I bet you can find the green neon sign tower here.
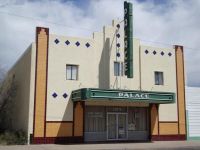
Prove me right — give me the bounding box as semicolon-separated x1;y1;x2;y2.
124;1;133;78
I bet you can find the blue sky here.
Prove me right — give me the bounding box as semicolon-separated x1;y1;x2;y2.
0;0;200;86
62;0;90;8
136;0;168;5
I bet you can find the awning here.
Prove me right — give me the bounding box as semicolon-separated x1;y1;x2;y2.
71;88;175;104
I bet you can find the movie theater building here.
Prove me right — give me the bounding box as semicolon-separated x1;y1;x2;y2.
2;21;186;144
1;3;186;143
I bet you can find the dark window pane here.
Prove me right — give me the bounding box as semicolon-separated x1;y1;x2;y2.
85;106;106;132
154;71;164;85
66;65;78;80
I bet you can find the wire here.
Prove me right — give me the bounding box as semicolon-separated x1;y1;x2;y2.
139;39;172;46
0;11;96;32
0;11;199;51
139;39;199;51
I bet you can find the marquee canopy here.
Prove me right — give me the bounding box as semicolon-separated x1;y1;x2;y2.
71;88;175;104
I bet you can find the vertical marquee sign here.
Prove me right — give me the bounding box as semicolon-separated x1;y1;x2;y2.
124;1;133;78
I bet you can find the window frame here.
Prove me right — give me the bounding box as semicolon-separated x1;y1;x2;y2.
66;64;78;80
154;71;164;85
114;61;124;76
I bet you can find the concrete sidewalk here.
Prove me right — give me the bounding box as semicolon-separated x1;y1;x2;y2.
0;141;200;150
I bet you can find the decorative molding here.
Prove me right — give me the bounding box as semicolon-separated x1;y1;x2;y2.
46;121;73;123
153;50;157;55
65;40;70;45
157;104;160;135
144;49;173;57
31;136;83;144
150;104;159;135
33;27;49;138
85;42;90;48
52;92;58;98
168;52;172;56
159;121;178;123
54;39;59;44
151;135;186;141
75;41;80;46
63;93;68;98
73;101;84;137
82;101;85;141
175;45;186;135
45;27;49;138
116;33;120;38
145;49;149;54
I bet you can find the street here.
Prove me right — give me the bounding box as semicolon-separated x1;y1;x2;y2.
0;141;200;150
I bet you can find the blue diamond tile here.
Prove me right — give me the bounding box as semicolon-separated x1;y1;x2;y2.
63;93;68;98
116;24;120;28
116;33;120;38
168;52;172;56
145;49;149;54
75;41;80;46
85;42;90;48
54;39;59;44
161;51;164;56
65;40;70;45
52;92;58;98
116;43;120;48
153;50;157;55
116;53;120;57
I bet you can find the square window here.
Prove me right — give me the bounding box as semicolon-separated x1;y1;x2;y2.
114;62;124;76
154;71;164;85
66;65;78;80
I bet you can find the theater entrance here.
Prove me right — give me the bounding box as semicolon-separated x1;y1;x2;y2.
84;106;149;142
107;113;127;140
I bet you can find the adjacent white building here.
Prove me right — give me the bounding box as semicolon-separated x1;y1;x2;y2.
186;86;200;140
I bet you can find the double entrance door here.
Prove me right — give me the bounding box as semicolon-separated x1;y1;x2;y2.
107;113;127;140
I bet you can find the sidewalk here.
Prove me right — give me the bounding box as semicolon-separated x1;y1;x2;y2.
0;141;200;150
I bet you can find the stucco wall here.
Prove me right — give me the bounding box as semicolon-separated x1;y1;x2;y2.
1;44;33;139
46;20;141;122
0;19;184;144
140;45;178;121
108;21;141;90
47;35;97;121
28;43;36;138
46;20;178;123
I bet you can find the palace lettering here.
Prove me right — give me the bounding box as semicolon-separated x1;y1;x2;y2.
118;92;149;99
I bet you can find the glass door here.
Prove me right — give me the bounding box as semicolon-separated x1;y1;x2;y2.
118;114;127;139
107;114;117;139
107;113;127;140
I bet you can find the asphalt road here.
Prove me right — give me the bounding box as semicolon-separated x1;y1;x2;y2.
0;141;200;150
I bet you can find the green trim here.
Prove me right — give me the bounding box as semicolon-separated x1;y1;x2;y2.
187;137;200;140
72;88;175;104
124;1;133;78
186;110;189;140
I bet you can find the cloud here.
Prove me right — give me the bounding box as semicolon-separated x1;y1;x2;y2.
0;0;200;86
132;0;200;87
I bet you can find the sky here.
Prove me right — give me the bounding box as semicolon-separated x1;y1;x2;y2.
0;0;200;87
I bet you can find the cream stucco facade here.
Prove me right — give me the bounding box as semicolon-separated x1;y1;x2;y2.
46;20;178;122
0;19;186;144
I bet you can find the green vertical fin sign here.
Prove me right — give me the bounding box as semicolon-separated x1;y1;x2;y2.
124;1;133;78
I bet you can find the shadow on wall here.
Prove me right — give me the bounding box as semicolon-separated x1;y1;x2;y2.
46;35;113;143
58;95;73;135
150;104;158;137
61;95;73;122
99;38;110;89
45;95;74;143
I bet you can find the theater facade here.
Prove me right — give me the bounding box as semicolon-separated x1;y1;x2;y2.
1;2;186;144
